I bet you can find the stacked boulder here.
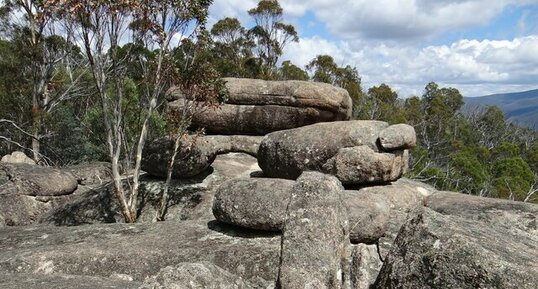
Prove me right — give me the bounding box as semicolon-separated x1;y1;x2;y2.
142;78;354;179
212;120;421;243
200;80;428;287
167;77;352;135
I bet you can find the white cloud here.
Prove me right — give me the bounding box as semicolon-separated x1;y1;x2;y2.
208;0;257;26
283;35;538;97
280;0;532;40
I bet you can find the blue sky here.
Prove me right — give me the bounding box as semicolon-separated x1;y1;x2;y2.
209;0;538;97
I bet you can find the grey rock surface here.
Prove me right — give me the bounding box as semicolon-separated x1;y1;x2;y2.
0;163;82;225
0;193;57;226
345;190;390;244
142;135;218;179
0;151;35;165
0;220;281;285
142;135;262;179
425;191;538;234
0;273;141;289
374;206;538;289
323;146;408;185
167;78;352;135
378;124;416;150
139;262;253;289
277;172;350;289
212;177;295;231
204;135;263;157
0;163;77;196
258;120;389;180
212;176;434;247
349;178;438;257
350;244;383;289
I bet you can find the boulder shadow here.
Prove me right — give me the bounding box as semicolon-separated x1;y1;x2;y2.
207;220;280;239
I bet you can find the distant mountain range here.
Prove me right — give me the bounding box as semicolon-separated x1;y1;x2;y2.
463;89;538;129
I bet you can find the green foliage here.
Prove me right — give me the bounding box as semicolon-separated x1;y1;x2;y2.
210;17;254;77
209;1;298;79
43;105;102;165
450;148;490;193
306;54;364;115
82;77;167;161
492;157;534;200
278;60;308;81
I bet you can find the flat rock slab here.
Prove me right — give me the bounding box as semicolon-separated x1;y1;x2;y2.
167;78;352;135
0;220;281;285
374;207;538;289
425;191;538;234
0;273;141;289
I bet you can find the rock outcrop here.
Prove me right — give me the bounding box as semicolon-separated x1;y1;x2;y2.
374;205;538;289
41;153;260;225
211;176;431;245
257;120;412;184
276;172;350;289
167;78;353;135
0;161;118;226
2;78;534;289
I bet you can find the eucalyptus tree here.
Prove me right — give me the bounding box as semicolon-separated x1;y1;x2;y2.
247;0;298;79
210;17;253;77
51;0;216;222
306;54;364;116
0;0;86;163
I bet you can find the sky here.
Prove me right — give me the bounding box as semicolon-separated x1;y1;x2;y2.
208;0;538;97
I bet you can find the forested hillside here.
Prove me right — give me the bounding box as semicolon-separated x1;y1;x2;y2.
0;0;536;203
464;89;538;128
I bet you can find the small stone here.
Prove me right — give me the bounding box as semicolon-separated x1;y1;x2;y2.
1;151;35;165
378;124;416;150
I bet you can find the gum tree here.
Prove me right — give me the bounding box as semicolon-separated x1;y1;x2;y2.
53;0;215;222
